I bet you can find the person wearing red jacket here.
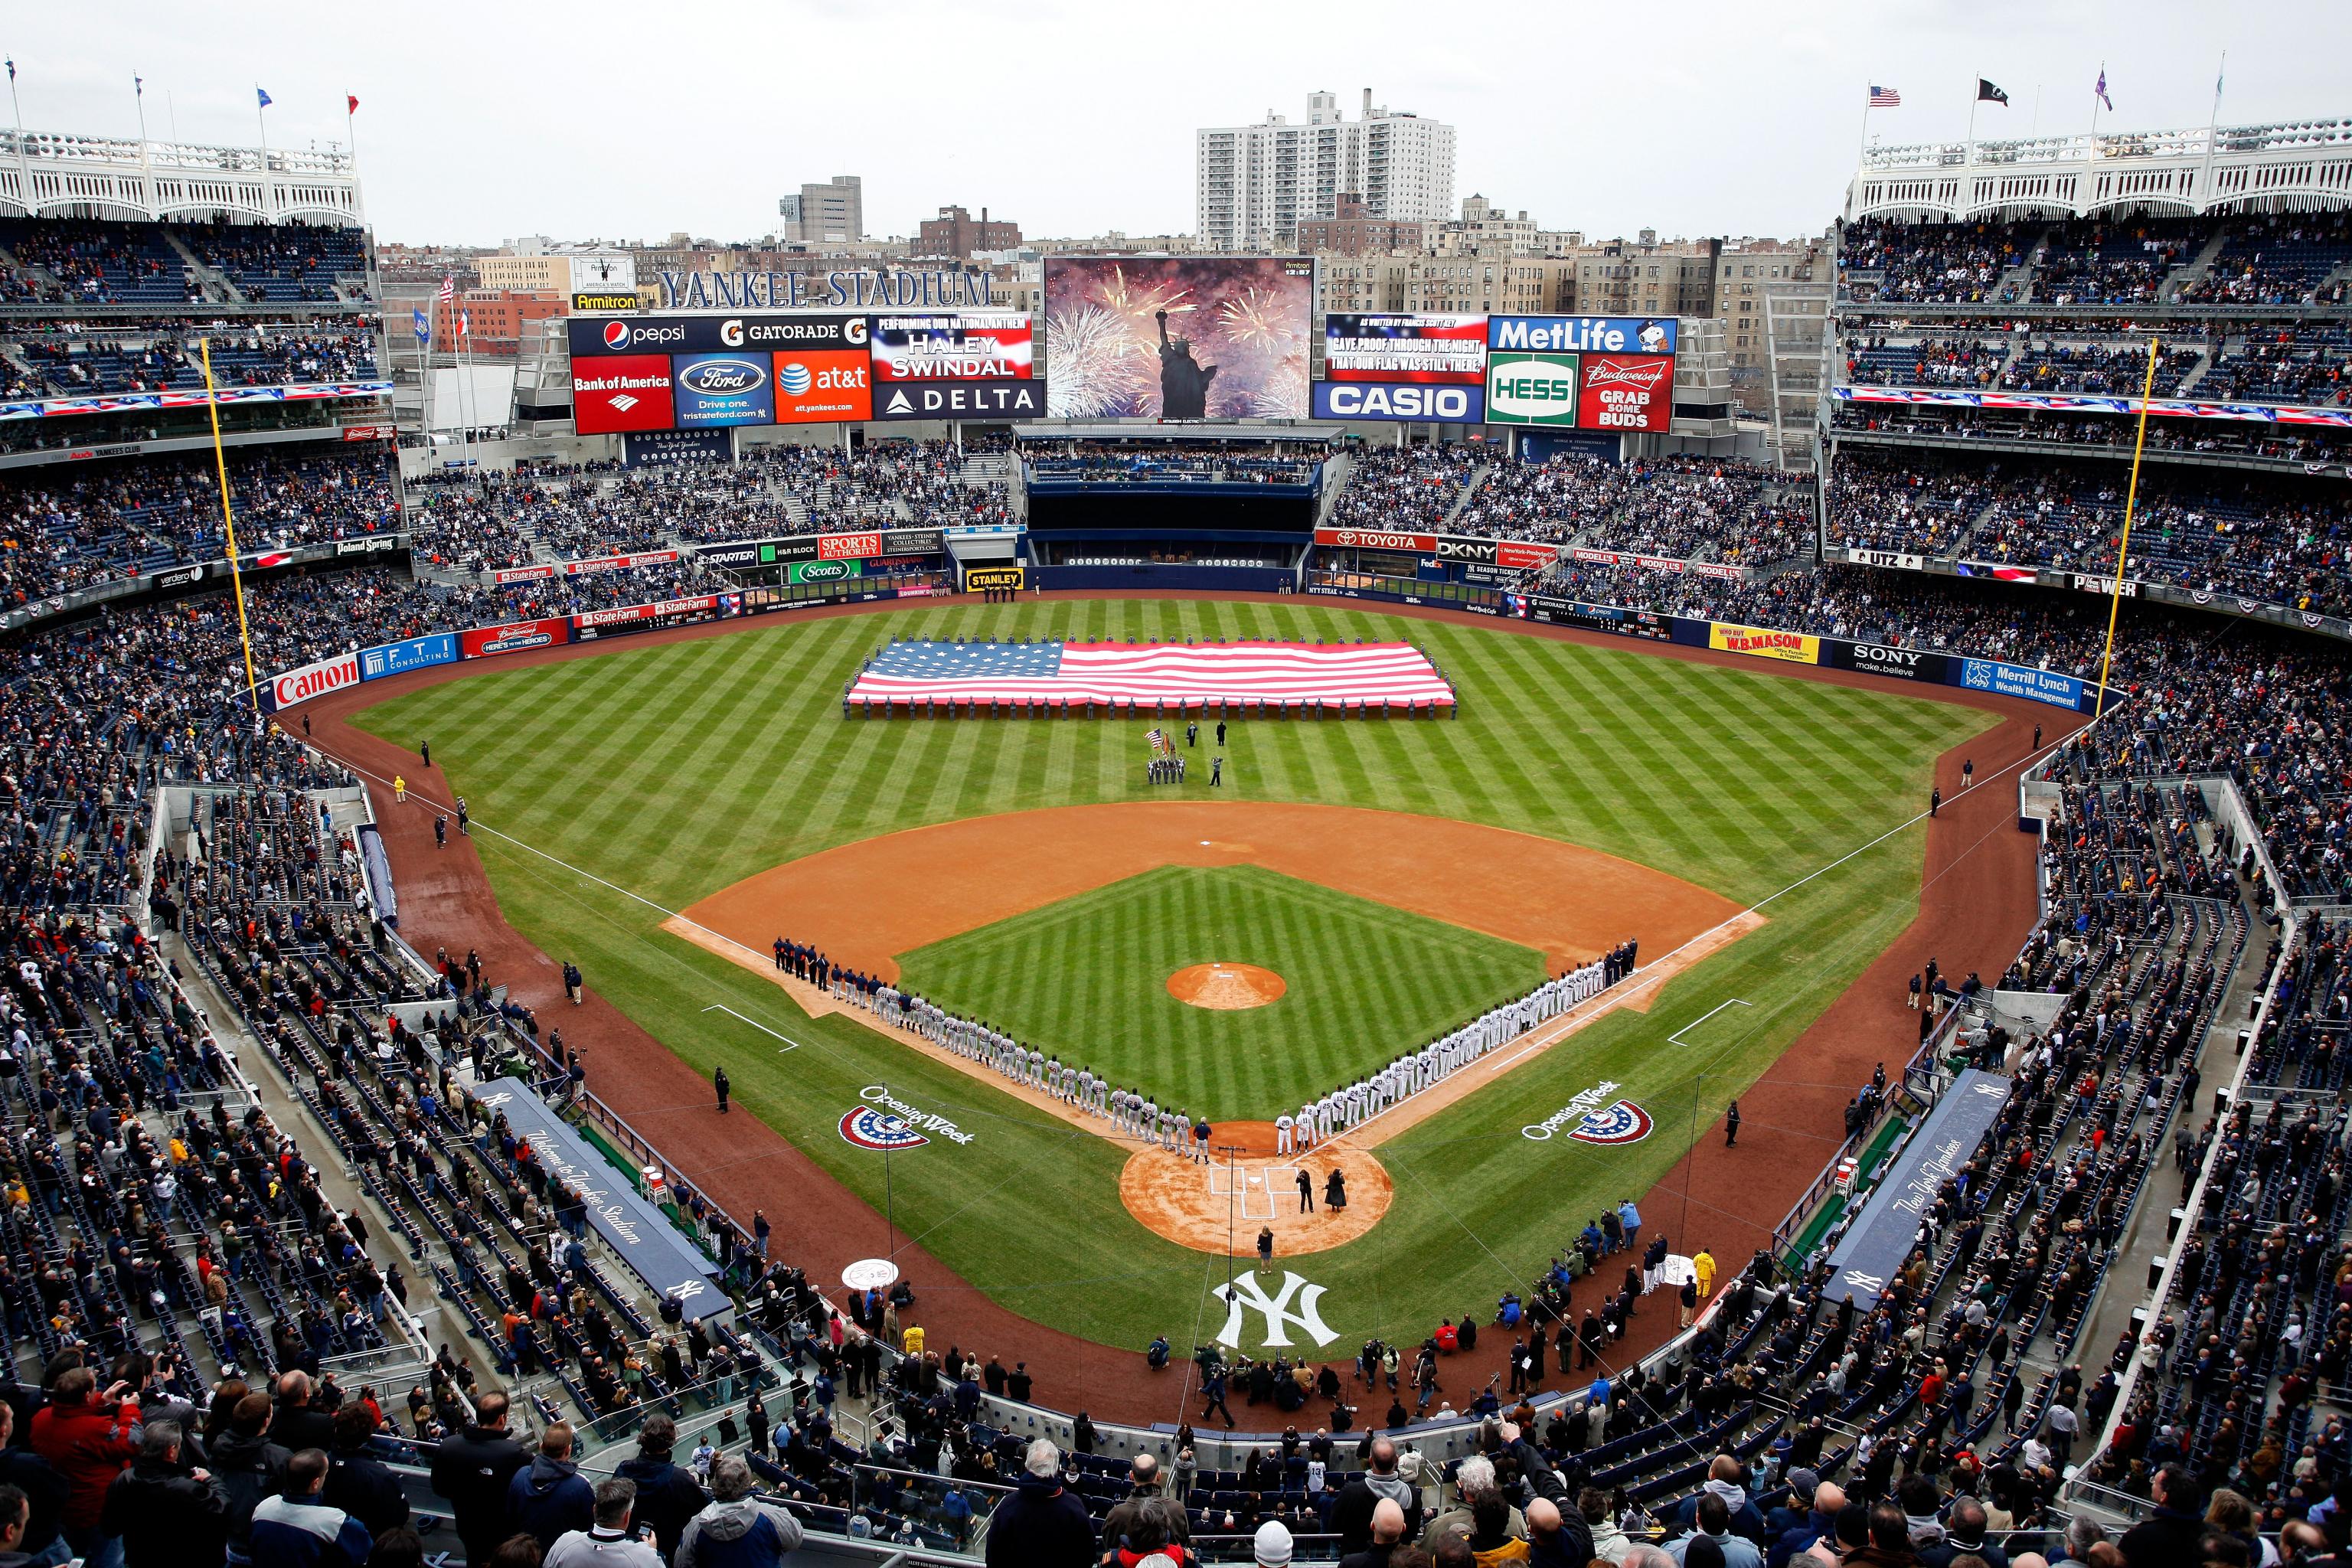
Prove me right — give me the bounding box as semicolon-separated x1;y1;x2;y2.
29;1367;141;1568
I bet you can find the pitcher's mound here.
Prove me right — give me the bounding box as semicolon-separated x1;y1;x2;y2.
1120;1122;1391;1256
1168;962;1286;1010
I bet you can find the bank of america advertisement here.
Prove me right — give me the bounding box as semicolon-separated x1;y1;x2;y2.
1044;256;1314;420
1323;314;1488;384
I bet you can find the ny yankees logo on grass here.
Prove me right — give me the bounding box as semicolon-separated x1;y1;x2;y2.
1213;1270;1338;1349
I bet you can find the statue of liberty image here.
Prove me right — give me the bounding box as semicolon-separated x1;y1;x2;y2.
1156;310;1218;419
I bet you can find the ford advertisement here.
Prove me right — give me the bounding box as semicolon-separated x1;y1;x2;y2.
669;354;775;427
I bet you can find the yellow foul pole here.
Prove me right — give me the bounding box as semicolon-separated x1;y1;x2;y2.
201;338;263;718
2093;337;2161;720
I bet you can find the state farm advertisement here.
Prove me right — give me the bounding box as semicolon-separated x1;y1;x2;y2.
772;348;873;423
266;652;360;711
867;313;1034;383
572;354;675;434
462;619;571;658
1576;354;1674;433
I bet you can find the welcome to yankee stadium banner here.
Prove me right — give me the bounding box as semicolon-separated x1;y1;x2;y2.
1823;1070;2011;1306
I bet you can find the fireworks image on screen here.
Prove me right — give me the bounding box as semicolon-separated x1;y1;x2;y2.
1044;257;1312;420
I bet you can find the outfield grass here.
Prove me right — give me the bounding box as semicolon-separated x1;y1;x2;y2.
353;598;1992;1358
895;864;1550;1122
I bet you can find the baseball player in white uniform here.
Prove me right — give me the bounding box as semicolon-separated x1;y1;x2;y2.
1276;1112;1295;1155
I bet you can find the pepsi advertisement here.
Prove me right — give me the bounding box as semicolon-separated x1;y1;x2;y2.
671;353;776;427
1312;381;1487;423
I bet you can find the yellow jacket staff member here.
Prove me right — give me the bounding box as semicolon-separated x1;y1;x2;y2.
1694;1249;1717;1298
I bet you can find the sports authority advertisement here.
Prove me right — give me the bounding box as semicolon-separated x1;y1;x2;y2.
571;355;675;435
1312;382;1487;423
1043;256;1314;420
1323;313;1488;384
868;313;1034;382
1484;351;1582;426
1709;622;1821;664
462;619;571;659
670;353;775;427
771;349;873;423
869;381;1047;420
1576;355;1675;433
566;313;866;358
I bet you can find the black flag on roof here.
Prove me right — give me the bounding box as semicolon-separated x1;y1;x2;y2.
1978;79;2011;105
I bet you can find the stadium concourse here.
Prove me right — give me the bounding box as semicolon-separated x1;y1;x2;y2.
0;197;2348;1568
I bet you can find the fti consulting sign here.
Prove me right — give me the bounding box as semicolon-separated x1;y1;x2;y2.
1484;352;1582;426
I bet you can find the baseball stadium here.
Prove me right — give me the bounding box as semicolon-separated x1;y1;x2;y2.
0;38;2347;1568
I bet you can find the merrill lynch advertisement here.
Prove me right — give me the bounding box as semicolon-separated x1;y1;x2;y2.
1960;658;2089;710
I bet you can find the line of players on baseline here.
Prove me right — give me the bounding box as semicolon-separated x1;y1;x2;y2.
770;930;1645;1151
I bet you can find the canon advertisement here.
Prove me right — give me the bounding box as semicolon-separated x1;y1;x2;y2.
868;313;1034;382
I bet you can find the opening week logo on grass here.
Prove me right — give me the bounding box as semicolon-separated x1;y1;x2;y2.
1523;1080;1654;1144
838;1086;975;1150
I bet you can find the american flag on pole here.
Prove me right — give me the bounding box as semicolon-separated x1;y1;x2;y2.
438;273;456;303
847;640;1457;709
1868;85;1901;108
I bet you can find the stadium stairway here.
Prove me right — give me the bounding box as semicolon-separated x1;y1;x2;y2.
1437;462;1495;533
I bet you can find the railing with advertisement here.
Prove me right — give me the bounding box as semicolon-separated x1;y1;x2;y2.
0;532;407;635
1301;569;2112;713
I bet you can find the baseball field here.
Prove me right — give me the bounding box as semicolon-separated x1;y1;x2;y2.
347;595;1989;1366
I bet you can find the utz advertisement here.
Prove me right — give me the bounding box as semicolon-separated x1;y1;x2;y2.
462;619;570;658
1044;256;1313;420
1323;314;1488;384
571;354;675;435
1577;355;1675;433
869;313;1033;382
670;354;775;428
1484;352;1583;426
1710;622;1821;665
771;349;873;423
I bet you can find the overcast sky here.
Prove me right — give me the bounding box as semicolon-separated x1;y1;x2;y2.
11;1;2351;247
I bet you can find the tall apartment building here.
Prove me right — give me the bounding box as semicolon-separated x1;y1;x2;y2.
916;205;1021;260
1197;90;1455;252
779;176;864;245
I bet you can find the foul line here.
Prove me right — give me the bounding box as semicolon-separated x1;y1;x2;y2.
1669;998;1754;1049
701;1004;803;1053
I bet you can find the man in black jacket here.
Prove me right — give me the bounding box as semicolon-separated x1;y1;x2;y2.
2118;1466;2209;1568
264;1374;335;1455
98;1421;229;1568
611;1415;709;1563
210;1392;289;1563
322;1405;407;1543
0;1404;69;1564
429;1390;529;1566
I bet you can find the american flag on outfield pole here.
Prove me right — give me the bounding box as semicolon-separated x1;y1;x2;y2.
438;273;455;303
847;640;1457;708
1869;85;1901;107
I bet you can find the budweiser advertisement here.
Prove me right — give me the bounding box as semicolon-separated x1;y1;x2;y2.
571;354;676;434
1576;355;1675;433
462;619;570;658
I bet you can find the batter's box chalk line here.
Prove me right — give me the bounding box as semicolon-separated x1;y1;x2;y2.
702;1003;803;1053
1668;998;1755;1049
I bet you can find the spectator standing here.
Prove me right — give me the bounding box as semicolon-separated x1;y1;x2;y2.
507;1426;594;1555
544;1479;663;1568
98;1422;229;1568
30;1367;141;1568
428;1391;528;1566
321;1406;406;1544
982;1440;1092;1568
612;1417;707;1563
0;1404;70;1566
675;1455;805;1568
248;1449;376;1568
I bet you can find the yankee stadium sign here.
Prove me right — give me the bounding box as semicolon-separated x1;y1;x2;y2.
658;268;998;311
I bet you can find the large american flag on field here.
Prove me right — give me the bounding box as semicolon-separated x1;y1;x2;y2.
846;639;1457;708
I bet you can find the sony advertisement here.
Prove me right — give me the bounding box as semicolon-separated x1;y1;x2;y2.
1043;256;1314;420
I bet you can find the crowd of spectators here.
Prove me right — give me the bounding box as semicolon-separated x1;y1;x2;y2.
1330;444;1488;534
1831;406;2352;470
1846;337;2013;389
6;322;378;398
1838;218;2036;305
1997;343;2206;397
2176;214;2352;308
2032;217;2206;306
0;217;370;307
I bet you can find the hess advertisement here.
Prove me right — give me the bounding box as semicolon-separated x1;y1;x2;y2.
1044;256;1313;420
1483;352;1582;426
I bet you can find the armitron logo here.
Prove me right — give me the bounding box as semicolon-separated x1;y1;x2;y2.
573;293;637;313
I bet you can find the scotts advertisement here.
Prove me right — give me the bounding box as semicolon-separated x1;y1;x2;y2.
670;353;774;427
358;634;459;681
1323;314;1488;383
462;619;570;658
571;354;675;435
1311;382;1488;423
566;313;868;358
789;559;863;585
266;652;360;712
1484;352;1582;426
868;380;1047;420
1576;355;1675;433
1315;527;1438;553
867;313;1033;382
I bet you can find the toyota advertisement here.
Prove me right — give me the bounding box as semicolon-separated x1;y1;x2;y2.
1043;256;1315;420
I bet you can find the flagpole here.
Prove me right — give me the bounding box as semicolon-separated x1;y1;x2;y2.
2093;336;2161;721
2199;51;2226;206
6;60;32;223
201;338;263;720
253;86;272;221
133;76;155;220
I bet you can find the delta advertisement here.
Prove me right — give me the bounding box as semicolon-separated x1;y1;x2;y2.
867;314;1033;381
1709;622;1821;665
1043;256;1315;420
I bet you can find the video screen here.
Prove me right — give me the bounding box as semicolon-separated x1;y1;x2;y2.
1044;256;1313;420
